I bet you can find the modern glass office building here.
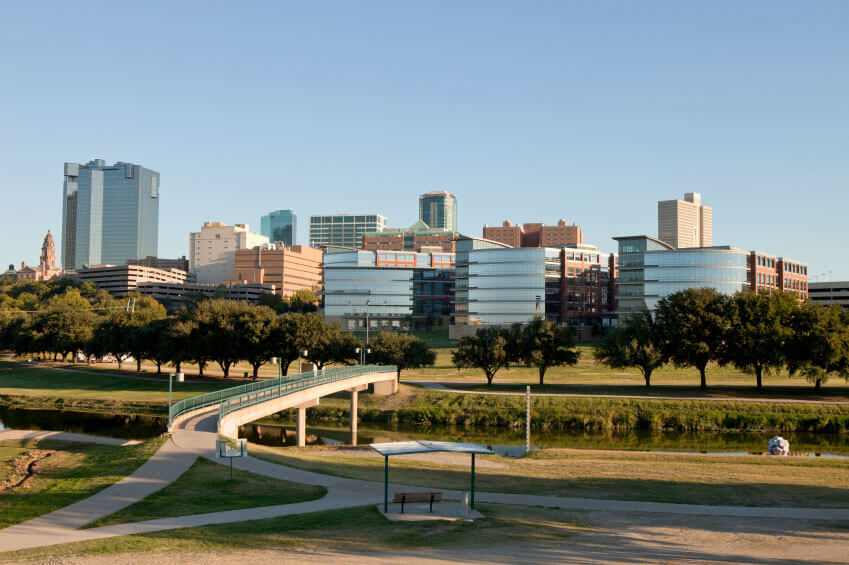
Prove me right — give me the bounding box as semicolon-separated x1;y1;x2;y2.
323;249;455;330
261;209;297;245
419;191;457;232
309;214;388;249
454;238;561;326
614;235;749;315
62;159;159;270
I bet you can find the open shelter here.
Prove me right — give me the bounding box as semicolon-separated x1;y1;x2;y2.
369;441;495;513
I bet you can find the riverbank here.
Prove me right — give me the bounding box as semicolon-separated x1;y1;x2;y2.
277;385;849;433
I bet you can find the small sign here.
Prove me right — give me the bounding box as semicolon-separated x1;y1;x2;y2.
216;438;247;458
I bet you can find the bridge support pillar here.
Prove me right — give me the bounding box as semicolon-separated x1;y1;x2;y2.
294;399;319;447
348;385;366;446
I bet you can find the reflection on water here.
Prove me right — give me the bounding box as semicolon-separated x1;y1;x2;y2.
240;421;849;457
0;406;166;440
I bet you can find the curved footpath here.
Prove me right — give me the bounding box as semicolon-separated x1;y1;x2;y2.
2;411;849;554
406;381;849;404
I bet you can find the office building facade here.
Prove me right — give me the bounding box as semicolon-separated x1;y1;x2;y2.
809;282;849;311
189;222;269;284
483;220;584;248
62;159;160;270
419;191;457;232
232;243;323;297
561;244;616;326
309;214;387;249
362;219;462;253
260;209;297;245
323;249;455;330
454;238;561;327
73;264;273;308
748;252;808;301
657;192;712;249
614;235;749;315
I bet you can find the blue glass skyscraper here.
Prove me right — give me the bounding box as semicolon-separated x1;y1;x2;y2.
261;209;297;245
62;159;160;270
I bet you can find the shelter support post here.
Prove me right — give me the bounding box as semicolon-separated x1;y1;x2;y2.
471;453;476;509
384;455;389;513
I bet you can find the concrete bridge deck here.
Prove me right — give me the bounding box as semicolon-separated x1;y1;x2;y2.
169;365;398;446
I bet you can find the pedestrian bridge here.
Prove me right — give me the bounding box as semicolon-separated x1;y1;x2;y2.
168;365;397;446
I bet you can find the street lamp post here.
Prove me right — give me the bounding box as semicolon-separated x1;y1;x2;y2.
298;349;308;375
365;299;371;349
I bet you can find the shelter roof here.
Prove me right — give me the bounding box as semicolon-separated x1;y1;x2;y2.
370;440;494;457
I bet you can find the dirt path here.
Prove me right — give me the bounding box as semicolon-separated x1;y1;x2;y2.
26;512;849;564
0;450;55;492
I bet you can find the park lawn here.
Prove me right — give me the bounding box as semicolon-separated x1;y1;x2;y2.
0;361;231;405
0;503;588;562
89;457;326;527
0;437;165;529
249;444;849;509
403;346;849;393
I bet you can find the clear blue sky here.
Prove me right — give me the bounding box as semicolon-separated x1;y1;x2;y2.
1;1;847;279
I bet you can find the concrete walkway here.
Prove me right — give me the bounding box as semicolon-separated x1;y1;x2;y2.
4;410;849;555
405;380;849;404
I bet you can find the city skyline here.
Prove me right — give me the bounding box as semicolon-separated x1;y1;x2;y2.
1;2;847;279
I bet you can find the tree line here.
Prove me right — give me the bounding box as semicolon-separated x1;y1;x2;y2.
595;288;849;390
0;279;435;380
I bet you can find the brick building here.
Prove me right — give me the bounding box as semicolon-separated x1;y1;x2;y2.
232;243;323;297
748;251;808;301
561;245;617;326
482;220;583;248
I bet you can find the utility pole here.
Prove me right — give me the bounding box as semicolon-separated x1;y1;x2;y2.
526;385;531;454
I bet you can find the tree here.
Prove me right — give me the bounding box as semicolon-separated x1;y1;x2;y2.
124;297;167;372
235;304;278;378
514;318;580;385
786;303;849;392
167;312;197;374
191;299;246;377
369;332;436;380
286;289;319;313
594;311;664;387
452;326;510;385
723;291;799;390
308;323;359;369
275;312;328;375
655;288;731;389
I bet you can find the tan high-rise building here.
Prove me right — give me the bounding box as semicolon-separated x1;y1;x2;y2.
189;222;269;284
657;192;712;249
232;243;323;297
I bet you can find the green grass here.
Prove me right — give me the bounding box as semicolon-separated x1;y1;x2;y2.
89;457;326;527
0;361;232;414
0;437;165;529
250;444;849;508
404;346;849;393
1;503;587;561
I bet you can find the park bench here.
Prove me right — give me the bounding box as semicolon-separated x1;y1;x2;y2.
392;491;442;513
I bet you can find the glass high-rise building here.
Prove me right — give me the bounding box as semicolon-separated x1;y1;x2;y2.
309;214;387;249
419;191;457;232
62;159;160;270
261;209;297;245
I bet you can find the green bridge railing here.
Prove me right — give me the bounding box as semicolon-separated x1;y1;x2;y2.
168;365;396;426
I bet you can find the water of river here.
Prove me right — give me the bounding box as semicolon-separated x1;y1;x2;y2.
2;406;848;457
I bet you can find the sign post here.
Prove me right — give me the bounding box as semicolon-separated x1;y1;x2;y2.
216;438;247;481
